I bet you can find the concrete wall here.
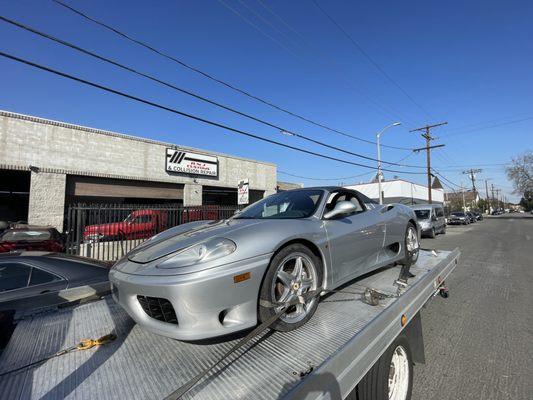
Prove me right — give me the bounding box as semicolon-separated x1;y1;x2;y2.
28;171;66;231
0;111;277;196
0;111;278;229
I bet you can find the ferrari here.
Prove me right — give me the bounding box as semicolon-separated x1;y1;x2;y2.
109;187;420;340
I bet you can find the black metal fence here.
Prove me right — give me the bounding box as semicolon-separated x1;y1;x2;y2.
65;203;240;261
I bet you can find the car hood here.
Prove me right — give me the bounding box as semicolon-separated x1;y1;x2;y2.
84;222;126;235
125;218;264;264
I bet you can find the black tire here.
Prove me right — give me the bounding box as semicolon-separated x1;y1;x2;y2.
401;222;419;266
441;225;446;234
352;336;414;400
258;244;323;332
428;227;436;239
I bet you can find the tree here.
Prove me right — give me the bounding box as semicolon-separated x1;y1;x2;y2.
506;151;533;195
519;190;533;211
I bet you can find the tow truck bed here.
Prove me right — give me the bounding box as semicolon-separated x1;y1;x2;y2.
0;249;459;400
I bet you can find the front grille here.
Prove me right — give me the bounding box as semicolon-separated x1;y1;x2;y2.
137;295;178;325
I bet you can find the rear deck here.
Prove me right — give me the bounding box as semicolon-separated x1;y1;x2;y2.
0;249;459;400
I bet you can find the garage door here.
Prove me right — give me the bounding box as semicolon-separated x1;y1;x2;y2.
66;176;184;200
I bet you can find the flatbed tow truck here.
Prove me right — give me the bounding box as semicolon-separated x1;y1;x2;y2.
0;248;459;400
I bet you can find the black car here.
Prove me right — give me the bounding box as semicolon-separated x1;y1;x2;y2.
0;252;110;307
465;212;477;223
472;211;484;221
448;212;470;225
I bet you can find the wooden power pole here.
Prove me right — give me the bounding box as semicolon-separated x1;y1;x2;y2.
410;122;447;204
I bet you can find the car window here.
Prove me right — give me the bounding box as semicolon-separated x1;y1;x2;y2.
0;263;32;291
436;208;444;218
1;230;51;242
236;190;323;219
135;215;152;223
414;210;430;220
30;267;62;286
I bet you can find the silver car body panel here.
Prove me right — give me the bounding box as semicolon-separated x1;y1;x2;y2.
109;187;419;340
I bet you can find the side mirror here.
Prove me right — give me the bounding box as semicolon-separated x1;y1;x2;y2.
431;215;437;221
324;201;358;220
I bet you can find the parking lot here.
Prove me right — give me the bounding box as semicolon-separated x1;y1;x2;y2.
413;215;533;400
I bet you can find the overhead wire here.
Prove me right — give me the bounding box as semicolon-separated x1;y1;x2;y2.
310;0;433;121
0;50;427;175
215;0;421;128
51;0;413;151
0;15;424;168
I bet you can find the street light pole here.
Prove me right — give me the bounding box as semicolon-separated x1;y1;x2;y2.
376;122;401;204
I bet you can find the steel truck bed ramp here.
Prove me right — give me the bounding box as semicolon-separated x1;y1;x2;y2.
0;248;460;400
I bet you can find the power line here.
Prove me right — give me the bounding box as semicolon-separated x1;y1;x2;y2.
51;0;413;151
278;170;373;181
439;116;533;138
310;0;433;120
0;50;427;176
0;15;423;168
216;0;420;129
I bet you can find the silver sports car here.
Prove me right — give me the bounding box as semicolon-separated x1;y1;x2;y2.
109;187;420;341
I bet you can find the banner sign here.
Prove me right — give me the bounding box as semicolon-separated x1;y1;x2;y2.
238;179;249;205
166;148;218;177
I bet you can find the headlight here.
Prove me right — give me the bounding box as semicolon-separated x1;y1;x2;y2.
157;238;236;269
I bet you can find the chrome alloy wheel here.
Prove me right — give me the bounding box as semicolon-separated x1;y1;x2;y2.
406;226;419;255
271;252;318;323
388;345;410;400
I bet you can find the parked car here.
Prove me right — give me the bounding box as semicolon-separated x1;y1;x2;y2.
83;209;169;242
411;204;446;238
110;187;421;341
448;212;470;225
0;252;109;307
472;211;483;221
0;226;65;254
466;212;477;223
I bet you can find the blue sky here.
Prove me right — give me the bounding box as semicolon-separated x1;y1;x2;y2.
1;0;531;201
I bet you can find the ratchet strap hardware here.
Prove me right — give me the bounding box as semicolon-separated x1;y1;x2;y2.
362;287;398;306
76;333;117;350
0;333;117;378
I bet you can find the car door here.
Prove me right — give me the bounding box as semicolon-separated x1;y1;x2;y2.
323;190;385;284
0;262;67;303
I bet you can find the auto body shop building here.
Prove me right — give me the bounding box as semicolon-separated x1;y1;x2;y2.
0;111;277;231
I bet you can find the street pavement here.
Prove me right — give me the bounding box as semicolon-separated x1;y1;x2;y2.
412;215;533;400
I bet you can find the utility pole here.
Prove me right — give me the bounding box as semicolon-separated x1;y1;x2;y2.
410;122;447;204
484;179;491;213
463;169;482;192
461;183;466;212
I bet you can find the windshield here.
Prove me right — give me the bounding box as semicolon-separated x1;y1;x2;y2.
414;210;430;220
236;190;323;219
1;230;52;242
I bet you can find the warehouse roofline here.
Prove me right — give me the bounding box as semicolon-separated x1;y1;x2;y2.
0;110;276;167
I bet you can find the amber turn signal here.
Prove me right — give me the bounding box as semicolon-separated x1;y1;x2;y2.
234;272;251;283
401;314;407;327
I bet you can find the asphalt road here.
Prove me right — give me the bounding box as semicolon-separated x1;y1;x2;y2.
412;215;533;400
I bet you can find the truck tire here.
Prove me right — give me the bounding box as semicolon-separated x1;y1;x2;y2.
351;336;414;400
428;227;436;238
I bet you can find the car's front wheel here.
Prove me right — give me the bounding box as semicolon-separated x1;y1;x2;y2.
258;244;323;332
402;223;419;265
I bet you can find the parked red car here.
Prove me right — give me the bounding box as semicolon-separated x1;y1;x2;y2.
83;209;169;242
0;226;65;253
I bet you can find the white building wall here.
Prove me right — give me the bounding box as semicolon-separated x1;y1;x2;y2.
345;180;444;204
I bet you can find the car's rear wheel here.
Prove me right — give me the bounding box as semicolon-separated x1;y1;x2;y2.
258;244;323;332
428;227;436;239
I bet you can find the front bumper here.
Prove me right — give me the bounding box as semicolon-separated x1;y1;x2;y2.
109;253;272;341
